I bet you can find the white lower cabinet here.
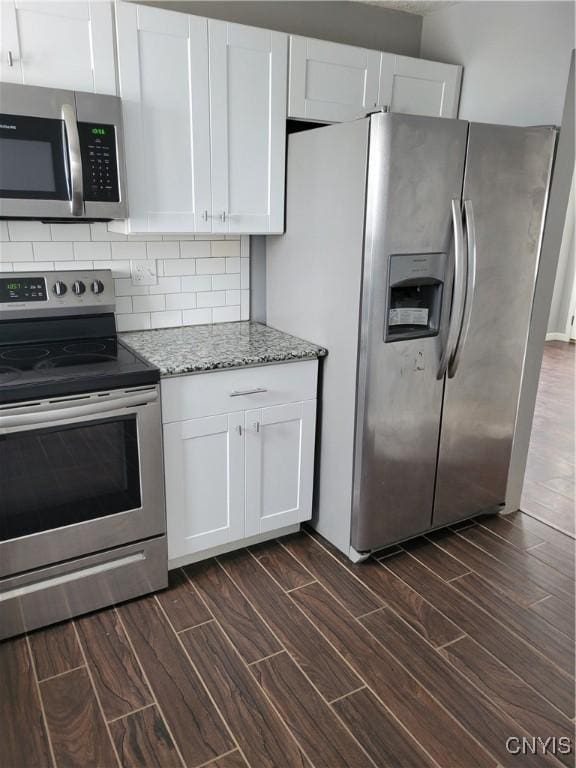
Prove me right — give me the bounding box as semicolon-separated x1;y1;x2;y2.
162;362;318;562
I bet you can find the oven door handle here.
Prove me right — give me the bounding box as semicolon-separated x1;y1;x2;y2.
0;390;158;431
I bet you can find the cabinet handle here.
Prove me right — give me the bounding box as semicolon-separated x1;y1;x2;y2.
229;387;268;397
253;421;260;433
220;210;227;223
202;210;208;222
7;50;14;67
236;424;243;436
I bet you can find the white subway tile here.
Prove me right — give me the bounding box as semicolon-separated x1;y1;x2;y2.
51;223;91;241
213;306;241;323
240;236;249;259
163;233;195;240
180;241;211;258
19;262;52;271
212;273;240;291
147;241;179;260
116;313;151;332
111;241;147;260
0;222;9;241
126;233;162;241
182;308;212;325
56;261;92;271
149;276;181;295
241;258;250;289
194;234;220;241
226;235;241;241
226;257;241;273
114;278;149;296
181;275;211;292
197;291;226;308
90;222;127;241
34;242;74;261
0;242;34;262
241;289;250;320
196;257;224;275
132;294;166;313
165;293;197;310
150;310;182;329
211;240;240;258
74;241;111;261
93;260;131;278
115;296;133;314
164;259;196;276
8;221;51;241
226;290;241;305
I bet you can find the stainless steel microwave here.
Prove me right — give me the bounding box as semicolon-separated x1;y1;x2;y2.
0;82;127;220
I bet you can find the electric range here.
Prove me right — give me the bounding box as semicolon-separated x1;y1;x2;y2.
0;269;167;640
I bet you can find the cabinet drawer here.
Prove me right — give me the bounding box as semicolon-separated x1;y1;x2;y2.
161;360;318;423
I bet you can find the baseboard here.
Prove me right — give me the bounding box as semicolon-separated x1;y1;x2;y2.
545;332;570;342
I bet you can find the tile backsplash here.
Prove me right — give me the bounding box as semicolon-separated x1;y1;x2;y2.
0;221;249;332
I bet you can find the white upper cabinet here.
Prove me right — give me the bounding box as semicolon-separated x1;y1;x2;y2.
289;36;381;122
115;5;287;235
0;1;116;93
209;21;287;234
114;3;211;233
380;54;462;118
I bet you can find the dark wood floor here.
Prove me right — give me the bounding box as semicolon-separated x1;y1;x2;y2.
1;513;575;768
522;341;575;537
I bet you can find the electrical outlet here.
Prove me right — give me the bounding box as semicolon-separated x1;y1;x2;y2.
131;260;157;286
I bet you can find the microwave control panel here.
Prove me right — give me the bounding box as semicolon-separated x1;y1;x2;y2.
78;123;120;203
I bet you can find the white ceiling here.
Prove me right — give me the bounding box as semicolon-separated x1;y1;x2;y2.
352;0;460;16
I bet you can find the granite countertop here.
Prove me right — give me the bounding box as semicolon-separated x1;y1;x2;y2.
120;321;327;377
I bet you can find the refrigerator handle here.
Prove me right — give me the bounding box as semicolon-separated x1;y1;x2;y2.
449;199;477;378
437;199;466;380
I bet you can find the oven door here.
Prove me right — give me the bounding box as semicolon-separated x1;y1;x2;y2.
0;83;82;219
0;386;165;578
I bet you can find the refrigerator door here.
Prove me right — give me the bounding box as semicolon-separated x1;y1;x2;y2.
352;112;468;551
433;123;556;527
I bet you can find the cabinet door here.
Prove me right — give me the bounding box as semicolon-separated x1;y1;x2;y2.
115;3;211;233
382;55;462;118
0;1;116;93
164;412;244;560
288;36;381;123
209;20;287;234
245;401;316;537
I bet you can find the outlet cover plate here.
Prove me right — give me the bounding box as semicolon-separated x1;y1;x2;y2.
131;260;157;286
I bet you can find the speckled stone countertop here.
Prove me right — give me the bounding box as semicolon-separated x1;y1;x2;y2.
120;321;327;377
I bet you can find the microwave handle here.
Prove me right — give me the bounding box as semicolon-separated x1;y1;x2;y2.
61;103;84;217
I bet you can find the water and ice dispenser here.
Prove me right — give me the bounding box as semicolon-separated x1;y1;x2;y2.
384;253;446;342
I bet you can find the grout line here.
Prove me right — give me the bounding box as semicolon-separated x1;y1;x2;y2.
327;684;367;705
71;621;123;768
153;595;251;768
247;650;286;667
25;635;58;768
435;634;467;651
527;593;554;608
526;541;547;552
176;617;216;634
446;570;472;582
35;663;86;684
355;607;384;620
194;749;244;768
285;579;317;592
113;606;188;768
106;702;155;725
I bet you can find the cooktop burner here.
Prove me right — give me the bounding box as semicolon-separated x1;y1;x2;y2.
63;341;108;354
1;346;50;361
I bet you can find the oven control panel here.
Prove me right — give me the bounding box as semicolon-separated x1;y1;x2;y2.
0;270;115;315
79;123;120;203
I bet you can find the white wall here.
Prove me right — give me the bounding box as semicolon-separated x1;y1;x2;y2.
421;1;574;126
547;174;575;338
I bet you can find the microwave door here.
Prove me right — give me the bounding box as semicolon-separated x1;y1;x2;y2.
0;83;80;219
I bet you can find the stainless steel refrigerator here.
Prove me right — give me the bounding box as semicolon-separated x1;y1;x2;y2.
267;112;556;560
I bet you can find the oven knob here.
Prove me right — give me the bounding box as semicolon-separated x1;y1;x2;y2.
72;280;86;296
91;279;105;295
53;280;67;296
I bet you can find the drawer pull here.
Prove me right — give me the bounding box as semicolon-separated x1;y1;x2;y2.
229;387;268;397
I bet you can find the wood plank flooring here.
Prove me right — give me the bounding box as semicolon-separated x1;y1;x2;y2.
522;341;575;536
1;512;574;768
